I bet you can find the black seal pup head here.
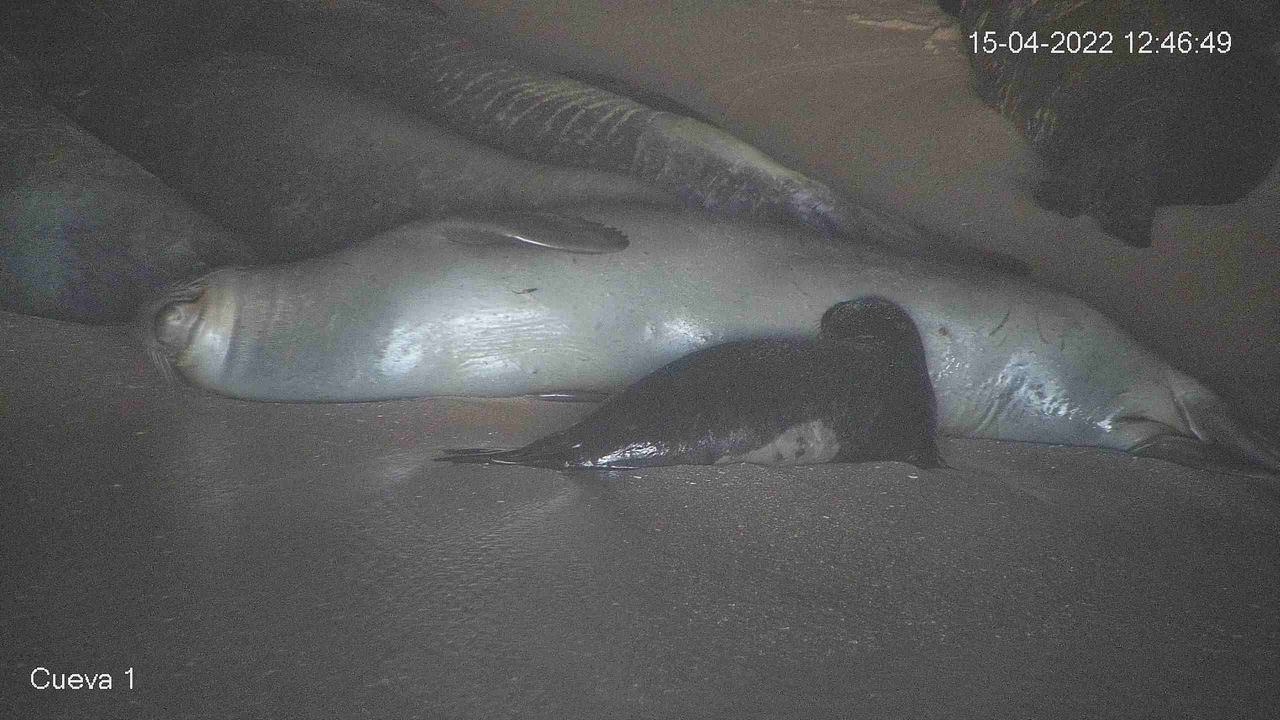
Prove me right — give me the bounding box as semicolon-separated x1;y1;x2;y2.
437;296;943;470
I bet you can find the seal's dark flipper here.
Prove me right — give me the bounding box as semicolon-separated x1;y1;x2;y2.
435;448;544;466
436;448;514;464
435;446;615;469
554;70;720;128
1174;399;1280;479
433;211;630;254
1131;436;1280;480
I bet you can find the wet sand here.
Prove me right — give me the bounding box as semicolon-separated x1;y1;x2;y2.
4;310;1278;718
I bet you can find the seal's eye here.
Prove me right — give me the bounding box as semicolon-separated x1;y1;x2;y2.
154;302;199;351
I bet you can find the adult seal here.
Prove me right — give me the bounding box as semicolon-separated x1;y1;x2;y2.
38;51;673;260
437;297;943;469
236;0;930;247
141;204;1280;476
944;0;1280;247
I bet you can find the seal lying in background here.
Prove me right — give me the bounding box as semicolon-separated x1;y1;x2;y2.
237;0;929;247
39;51;673;260
0;47;256;323
943;0;1280;247
437;297;943;470
140;204;1279;476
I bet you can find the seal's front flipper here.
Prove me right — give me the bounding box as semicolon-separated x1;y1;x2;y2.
431;211;629;253
1180;399;1280;478
1130;391;1280;479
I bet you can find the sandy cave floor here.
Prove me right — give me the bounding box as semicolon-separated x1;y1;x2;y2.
5;1;1280;717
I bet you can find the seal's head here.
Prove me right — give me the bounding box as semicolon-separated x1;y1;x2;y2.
821;295;942;468
820;295;924;355
136;271;217;384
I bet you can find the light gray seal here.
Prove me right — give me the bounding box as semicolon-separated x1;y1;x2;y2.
437;297;943;469
141;205;1280;476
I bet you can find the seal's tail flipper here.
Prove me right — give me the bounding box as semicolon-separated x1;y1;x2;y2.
435;446;576;469
1180;400;1280;477
436;443;630;470
1131;435;1279;479
1144;378;1280;478
435;448;521;464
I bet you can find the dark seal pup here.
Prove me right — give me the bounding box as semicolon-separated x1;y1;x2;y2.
437;297;943;470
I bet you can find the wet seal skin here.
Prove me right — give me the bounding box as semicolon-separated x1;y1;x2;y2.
138;204;1279;477
437;297;944;470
